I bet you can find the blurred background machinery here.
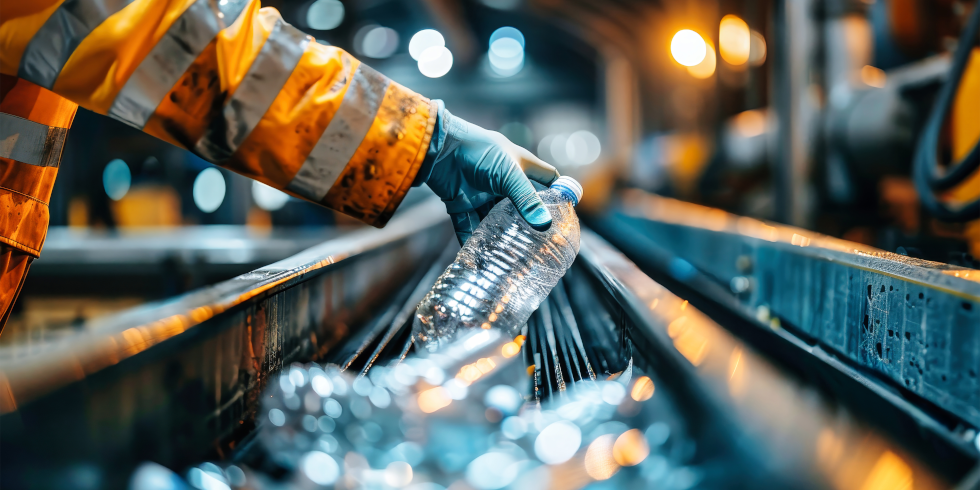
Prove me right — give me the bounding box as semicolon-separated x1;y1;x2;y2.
1;0;979;488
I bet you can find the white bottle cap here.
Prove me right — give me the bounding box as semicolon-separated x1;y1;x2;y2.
550;176;583;205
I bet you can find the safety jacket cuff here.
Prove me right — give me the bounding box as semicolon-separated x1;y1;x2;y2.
345;91;438;228
414;100;446;187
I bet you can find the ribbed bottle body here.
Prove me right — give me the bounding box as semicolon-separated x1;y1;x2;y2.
416;182;581;350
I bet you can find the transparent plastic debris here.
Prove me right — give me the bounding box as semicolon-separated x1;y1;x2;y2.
414;177;584;351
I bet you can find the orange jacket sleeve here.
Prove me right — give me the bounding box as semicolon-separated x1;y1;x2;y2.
1;0;436;227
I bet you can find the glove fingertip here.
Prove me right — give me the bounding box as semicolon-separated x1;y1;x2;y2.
523;204;553;231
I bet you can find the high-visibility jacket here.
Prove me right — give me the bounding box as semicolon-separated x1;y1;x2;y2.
0;0;437;259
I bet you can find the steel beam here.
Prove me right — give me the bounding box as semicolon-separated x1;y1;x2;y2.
0;200;453;489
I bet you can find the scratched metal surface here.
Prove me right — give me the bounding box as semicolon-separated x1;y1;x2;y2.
612;190;980;429
0;199;452;489
579;231;951;489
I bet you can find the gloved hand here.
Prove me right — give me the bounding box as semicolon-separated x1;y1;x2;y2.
416;101;560;246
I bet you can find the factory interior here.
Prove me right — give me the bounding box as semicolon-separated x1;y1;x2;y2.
1;0;979;488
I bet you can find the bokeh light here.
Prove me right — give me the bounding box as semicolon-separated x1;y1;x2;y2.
193;168;226;213
490;26;525;47
670;30;707;67
501;416;528;439
534;421;581;464
251;181;289;211
719;15;751;65
501;341;521;358
418;46;453;78
300;451;339;485
539;130;601;167
268;408;285;426
732;109;767;138
384;461;413;487
613;429;650;466
466;452;517;489
306;0;344;30
409;29;445;60
484;384;523;414
861;65;887;88
130;462;184;490
186;467;230;490
103;159;131;201
488;27;526;77
749;30;767;66
566;130;601;165
630;376;655;401
584;434;620;480
418;386;452;413
355;25;399;59
687;43;717;79
600;382;626;405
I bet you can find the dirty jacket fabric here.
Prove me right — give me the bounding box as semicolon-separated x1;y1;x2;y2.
0;0;436;332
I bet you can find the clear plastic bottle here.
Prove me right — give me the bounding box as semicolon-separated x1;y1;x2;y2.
415;176;583;350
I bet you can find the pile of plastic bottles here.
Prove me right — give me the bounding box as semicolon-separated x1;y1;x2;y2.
131;334;718;490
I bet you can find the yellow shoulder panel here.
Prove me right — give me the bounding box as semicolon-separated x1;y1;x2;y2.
0;1;65;76
51;0;198;114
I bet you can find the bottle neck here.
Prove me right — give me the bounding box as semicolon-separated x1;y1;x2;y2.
549;176;583;206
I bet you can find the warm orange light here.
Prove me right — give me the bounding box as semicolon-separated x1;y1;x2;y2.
459;364;482;383
791;233;811;247
630;376;655;401
613;429;649;466
671;30;707;66
476;357;496;373
418;387;452;413
728;347;746;397
860;451;913;490
687;43;717;79
514;334;526;346
584;434;620;480
861;65;887;88
719;15;751;65
674;328;709;366
501;342;521;358
667;316;688;338
732;109;767;138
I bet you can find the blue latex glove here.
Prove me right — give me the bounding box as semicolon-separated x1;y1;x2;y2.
416;101;560;246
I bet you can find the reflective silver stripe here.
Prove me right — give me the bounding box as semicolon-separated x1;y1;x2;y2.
107;0;250;129
194;20;310;162
18;0;137;89
286;64;390;201
0;113;68;167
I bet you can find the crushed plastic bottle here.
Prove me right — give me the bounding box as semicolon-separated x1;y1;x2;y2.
415;176;583;350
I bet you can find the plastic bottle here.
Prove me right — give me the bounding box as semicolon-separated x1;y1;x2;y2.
415;176;583;350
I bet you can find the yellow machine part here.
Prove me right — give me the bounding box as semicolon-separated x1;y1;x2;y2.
948;48;980;203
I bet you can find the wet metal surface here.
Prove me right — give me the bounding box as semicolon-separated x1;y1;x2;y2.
0;198;974;488
612;190;980;430
0;200;452;488
579;231;950;489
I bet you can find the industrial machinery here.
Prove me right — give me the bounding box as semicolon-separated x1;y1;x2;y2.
1;199;977;489
1;0;978;488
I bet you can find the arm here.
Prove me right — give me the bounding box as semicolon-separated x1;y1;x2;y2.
2;0;433;226
0;0;558;237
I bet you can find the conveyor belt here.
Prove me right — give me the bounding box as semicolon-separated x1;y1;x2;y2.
590;190;980;480
1;198;976;489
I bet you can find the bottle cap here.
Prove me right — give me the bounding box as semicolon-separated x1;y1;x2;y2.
550;176;583;205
